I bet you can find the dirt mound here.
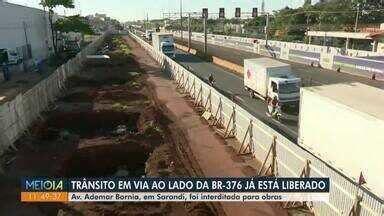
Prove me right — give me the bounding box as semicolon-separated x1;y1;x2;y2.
67;75;133;87
60;91;94;103
92;88;146;104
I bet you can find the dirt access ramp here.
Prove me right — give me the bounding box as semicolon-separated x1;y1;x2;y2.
124;36;289;216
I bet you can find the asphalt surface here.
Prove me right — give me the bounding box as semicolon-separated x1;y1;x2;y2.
173;49;299;141
135;32;384;142
175;38;384;89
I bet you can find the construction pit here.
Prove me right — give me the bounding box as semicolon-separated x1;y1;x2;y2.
0;36;215;216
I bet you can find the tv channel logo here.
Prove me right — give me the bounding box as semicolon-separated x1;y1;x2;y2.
22;178;66;192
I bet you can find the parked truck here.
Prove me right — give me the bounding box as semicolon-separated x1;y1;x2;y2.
298;82;384;199
152;33;175;58
243;58;301;111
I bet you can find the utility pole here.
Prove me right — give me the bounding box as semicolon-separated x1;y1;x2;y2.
146;13;149;30
22;20;29;72
265;13;269;45
262;0;265;14
203;15;207;56
306;13;310;44
144;12;146;31
22;20;29;45
180;0;183;40
188;13;191;50
354;3;360;32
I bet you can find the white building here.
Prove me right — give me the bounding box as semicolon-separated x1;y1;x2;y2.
0;1;52;63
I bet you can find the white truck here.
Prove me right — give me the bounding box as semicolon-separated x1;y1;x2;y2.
298;82;384;199
152;33;175;58
244;58;301;110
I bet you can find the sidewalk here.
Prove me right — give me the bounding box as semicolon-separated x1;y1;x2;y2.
124;36;288;216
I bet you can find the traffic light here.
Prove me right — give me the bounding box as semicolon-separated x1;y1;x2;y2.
202;8;208;18
235;8;241;18
252;8;258;17
219;8;225;18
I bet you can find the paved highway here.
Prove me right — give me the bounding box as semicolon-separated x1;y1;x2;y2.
173;50;299;141
134;32;383;142
175;37;384;89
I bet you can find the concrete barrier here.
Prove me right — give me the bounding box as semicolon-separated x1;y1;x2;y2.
0;31;110;155
174;43;197;55
175;42;243;75
212;56;243;75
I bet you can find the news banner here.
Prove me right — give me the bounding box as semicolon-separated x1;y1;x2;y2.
21;177;329;202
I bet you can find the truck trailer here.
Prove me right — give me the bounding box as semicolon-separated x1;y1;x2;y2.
299;82;384;198
152;33;175;58
243;58;301;110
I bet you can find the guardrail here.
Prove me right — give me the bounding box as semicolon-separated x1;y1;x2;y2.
175;31;384;80
130;31;384;216
0;31;110;155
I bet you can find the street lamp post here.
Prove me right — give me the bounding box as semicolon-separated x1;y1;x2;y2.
265;13;269;45
180;0;183;40
188;13;191;50
354;3;360;32
203;15;207;56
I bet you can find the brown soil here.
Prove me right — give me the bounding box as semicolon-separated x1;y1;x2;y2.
0;35;214;216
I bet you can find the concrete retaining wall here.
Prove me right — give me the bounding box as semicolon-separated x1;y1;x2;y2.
212;56;243;75
0;31;109;155
174;43;197;55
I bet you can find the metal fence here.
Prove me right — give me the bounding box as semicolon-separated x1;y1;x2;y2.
130;31;384;216
0;31;109;155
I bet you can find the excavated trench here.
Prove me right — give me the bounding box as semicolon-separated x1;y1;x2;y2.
46;111;141;138
31;108;150;178
0;36;216;216
42;106;154;177
58;141;149;177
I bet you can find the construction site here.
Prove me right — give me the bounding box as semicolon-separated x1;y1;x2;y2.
0;35;224;215
1;0;384;215
1;29;301;215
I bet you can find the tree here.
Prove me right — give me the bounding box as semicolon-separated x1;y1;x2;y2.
54;15;94;35
41;0;75;55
